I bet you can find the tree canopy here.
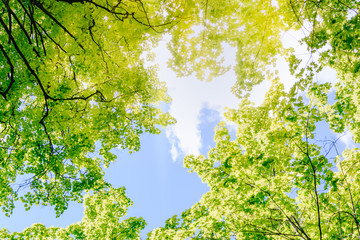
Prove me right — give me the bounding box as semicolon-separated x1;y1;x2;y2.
0;0;360;239
0;0;180;216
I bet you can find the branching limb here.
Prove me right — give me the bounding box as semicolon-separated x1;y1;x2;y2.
0;42;14;100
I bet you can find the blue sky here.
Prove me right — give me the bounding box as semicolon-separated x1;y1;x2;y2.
0;35;241;238
0;109;223;238
0;29;355;238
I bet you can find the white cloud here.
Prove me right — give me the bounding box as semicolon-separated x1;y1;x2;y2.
249;80;271;106
155;37;241;161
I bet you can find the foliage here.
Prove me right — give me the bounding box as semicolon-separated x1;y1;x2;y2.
167;0;296;97
149;0;360;239
148;81;334;239
0;187;145;239
0;0;181;215
168;0;360;98
0;0;359;239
